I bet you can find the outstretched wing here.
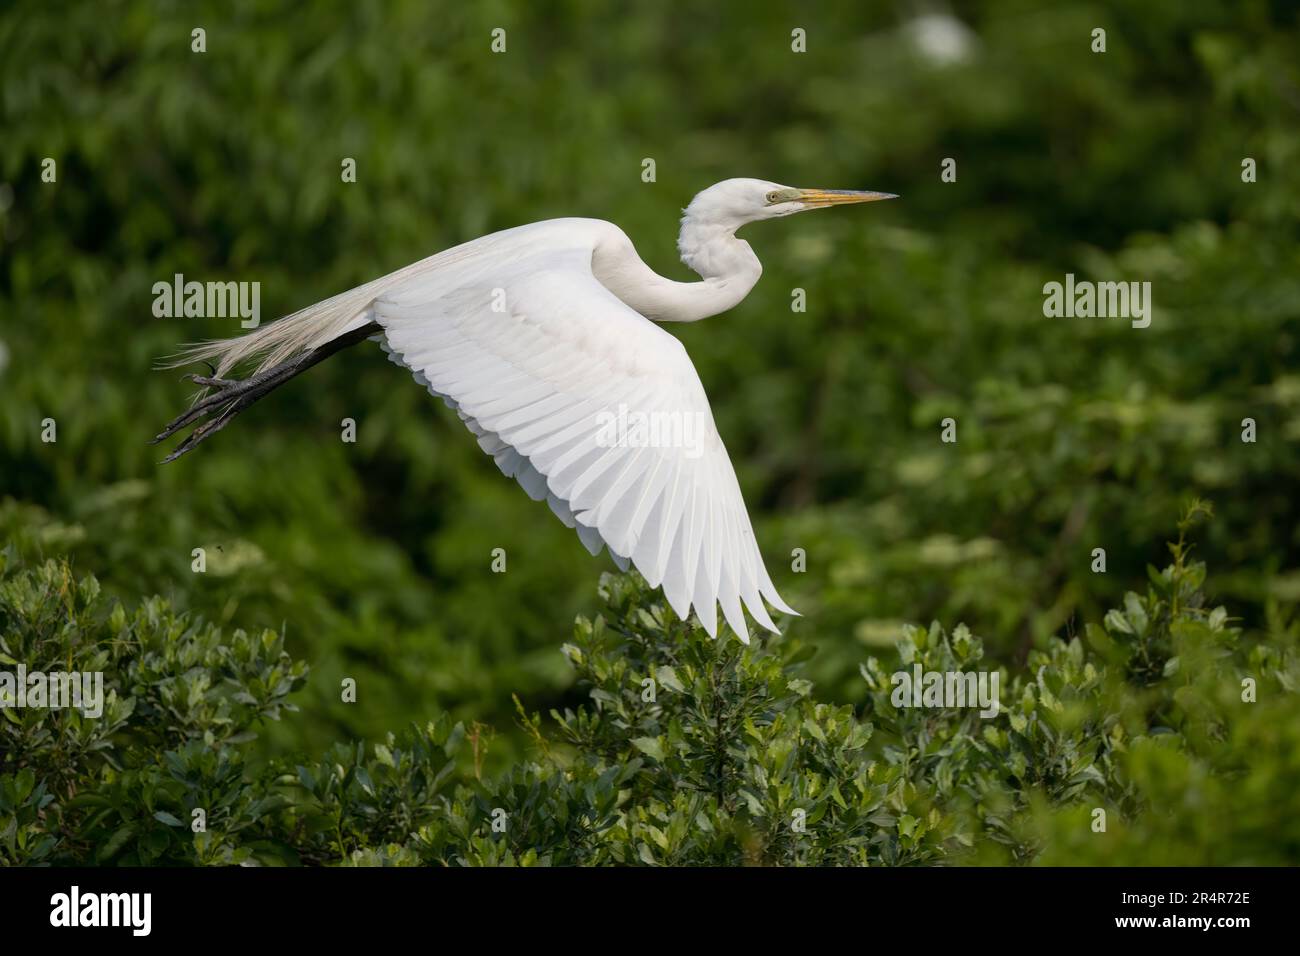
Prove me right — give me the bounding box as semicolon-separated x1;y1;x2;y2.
369;219;796;640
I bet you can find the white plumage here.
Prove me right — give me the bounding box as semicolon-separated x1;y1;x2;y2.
162;179;897;641
367;219;791;639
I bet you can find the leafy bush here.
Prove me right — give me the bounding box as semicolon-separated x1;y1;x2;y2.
3;0;1297;756
0;552;306;864
4;508;1296;866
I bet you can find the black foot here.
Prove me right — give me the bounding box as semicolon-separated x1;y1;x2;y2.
151;321;382;463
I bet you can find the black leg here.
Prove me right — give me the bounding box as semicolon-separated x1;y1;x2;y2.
152;322;381;463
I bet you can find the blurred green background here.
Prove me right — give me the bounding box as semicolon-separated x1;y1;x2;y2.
2;0;1297;772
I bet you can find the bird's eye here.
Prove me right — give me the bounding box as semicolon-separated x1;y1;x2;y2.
765;190;781;204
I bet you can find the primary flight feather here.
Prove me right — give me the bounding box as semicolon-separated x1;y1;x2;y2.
155;178;896;641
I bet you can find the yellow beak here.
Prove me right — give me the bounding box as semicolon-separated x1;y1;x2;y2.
797;188;899;207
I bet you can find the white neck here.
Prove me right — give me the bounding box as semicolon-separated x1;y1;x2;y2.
592;216;762;323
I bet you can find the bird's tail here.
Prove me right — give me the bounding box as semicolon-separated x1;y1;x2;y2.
159;278;387;378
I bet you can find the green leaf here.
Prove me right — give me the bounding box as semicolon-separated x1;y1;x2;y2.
1104;609;1133;635
95;825;136;864
802;718;827;742
654;666;685;694
631;737;666;761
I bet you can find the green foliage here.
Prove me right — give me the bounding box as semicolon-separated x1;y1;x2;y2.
3;0;1298;761
0;554;308;864
4;511;1296;866
1;0;1297;866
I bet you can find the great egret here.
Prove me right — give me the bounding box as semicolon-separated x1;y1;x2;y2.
155;178;896;640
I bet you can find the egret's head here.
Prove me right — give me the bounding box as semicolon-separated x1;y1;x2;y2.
683;177;897;231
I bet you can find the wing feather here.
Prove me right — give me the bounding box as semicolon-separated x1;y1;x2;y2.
371;219;795;639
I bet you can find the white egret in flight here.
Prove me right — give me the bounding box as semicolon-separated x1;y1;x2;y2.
155;179;896;640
